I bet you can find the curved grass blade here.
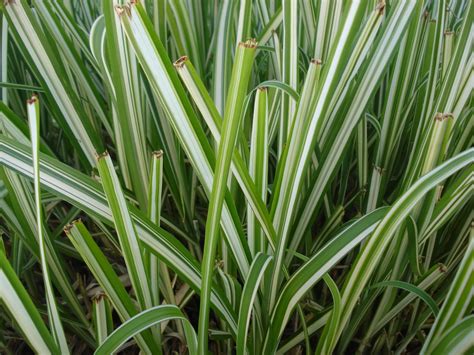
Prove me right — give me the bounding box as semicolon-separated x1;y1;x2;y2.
315;274;342;355
369;264;446;339
252;80;299;101
370;280;439;316
95;305;197;355
0;172;90;328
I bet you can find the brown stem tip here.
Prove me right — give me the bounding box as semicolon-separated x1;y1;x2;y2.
26;94;39;105
434;113;454;121
64;219;81;234
311;58;322;65
239;38;258;48
376;1;386;14
152;150;164;158
115;5;131;16
95;151;109;160
174;56;189;68
374;165;386;175
92;293;107;302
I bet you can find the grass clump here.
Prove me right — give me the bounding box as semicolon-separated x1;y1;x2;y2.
0;0;472;354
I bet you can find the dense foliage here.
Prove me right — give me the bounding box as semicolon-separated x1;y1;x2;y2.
0;0;472;354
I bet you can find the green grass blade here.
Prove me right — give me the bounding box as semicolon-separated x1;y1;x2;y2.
198;39;257;353
147;151;165;304
406;215;421;276
94;305;197;355
292;1;416;248
167;0;204;76
370;280;439;316
263;207;388;353
0;248;58;354
0;82;44;92
103;0;149;208
212;0;236;114
420;169;473;243
369;264;446;339
1;2;471;351
34;0;109;135
92;295;113;345
278;0;297;155
247;87;269;255
236;253;272;355
65;220;159;353
28;95;68;354
421;236;474;353
96;153;155;315
431;315;474;355
236;0;252;44
268;1;389;307
315;274;342;355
